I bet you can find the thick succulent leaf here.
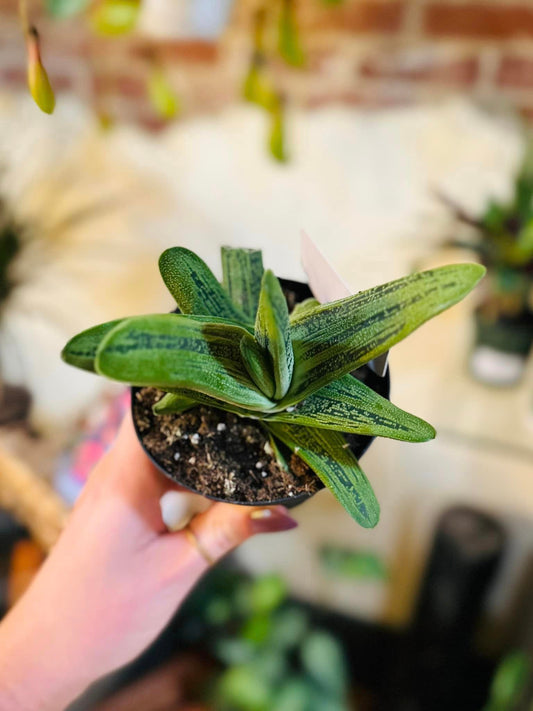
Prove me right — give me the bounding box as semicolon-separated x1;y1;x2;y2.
159;247;248;324
240;334;276;399
286;264;485;405
221;247;264;320
267;374;435;442
289;297;320;322
159;388;256;418
152;392;198;415
61;319;124;372
255;270;294;400
267;423;380;528
95;314;274;411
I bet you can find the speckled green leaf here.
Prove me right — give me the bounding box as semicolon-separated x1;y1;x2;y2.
289;297;319;322
240;334;276;399
286;263;485;405
95;314;274;411
267;374;435;442
255;270;294;400
61;319;124;372
221;246;264;320
268;423;379;528
159;247;248;324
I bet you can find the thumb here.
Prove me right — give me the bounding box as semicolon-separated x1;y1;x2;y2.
159;502;298;577
192;502;298;562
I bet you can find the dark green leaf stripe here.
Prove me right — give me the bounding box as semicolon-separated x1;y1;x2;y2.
268;423;380;528
240;334;276;399
267;374;435;442
255;270;294;400
159;247;248;324
286;263;485;404
221;246;264;320
95;314;274;411
152;392;197;415
61;319;124;372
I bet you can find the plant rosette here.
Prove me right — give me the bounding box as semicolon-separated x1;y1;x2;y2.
130;276;390;511
62;246;484;528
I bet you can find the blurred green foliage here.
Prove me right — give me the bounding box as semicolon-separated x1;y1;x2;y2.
483;650;531;711
45;0;91;19
450;137;533;270
89;0;140;36
197;571;351;711
147;66;181;121
320;545;387;581
278;0;306;68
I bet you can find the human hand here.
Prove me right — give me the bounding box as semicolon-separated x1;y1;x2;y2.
0;413;297;711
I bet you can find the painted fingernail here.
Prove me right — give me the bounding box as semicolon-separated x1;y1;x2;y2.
249;507;298;534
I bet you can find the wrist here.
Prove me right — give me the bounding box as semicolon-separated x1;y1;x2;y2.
0;602;89;711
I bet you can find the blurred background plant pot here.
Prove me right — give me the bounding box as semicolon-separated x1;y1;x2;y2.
131;277;391;509
443;135;533;387
470;267;533;386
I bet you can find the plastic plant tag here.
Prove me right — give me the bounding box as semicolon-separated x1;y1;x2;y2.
300;231;389;376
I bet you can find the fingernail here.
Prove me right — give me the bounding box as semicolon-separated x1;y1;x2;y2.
249;507;298;534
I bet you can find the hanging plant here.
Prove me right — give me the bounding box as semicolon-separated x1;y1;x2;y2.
89;0;141;36
147;63;181;121
278;0;305;68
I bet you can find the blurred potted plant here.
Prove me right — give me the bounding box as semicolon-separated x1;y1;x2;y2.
62;245;483;527
202;571;352;711
442;140;533;386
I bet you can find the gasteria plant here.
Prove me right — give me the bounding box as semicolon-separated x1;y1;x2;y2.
62;246;484;527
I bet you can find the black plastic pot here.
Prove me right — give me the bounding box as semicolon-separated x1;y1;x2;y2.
473;307;533;357
132;278;390;508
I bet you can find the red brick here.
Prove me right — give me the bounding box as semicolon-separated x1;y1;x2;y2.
306;88;414;110
497;55;533;88
93;73;147;99
307;1;406;35
131;40;218;64
0;0;19;14
1;66;73;92
519;107;533;124
1;67;26;86
361;52;479;85
425;4;533;40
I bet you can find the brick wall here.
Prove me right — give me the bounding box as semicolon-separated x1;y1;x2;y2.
1;0;533;129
